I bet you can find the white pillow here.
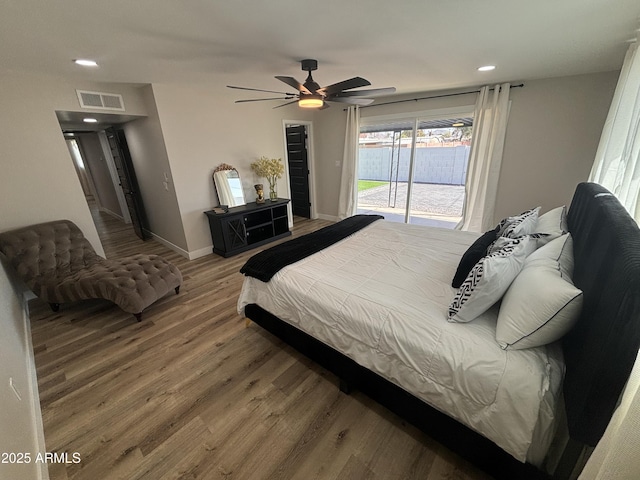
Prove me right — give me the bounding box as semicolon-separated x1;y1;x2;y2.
496;234;582;349
497;207;541;238
534;206;568;245
448;236;538;323
527;233;574;278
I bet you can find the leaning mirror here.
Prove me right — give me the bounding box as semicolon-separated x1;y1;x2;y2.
213;164;246;207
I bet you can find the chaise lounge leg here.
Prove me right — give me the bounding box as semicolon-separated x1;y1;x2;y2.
134;312;142;322
49;303;60;312
175;286;180;294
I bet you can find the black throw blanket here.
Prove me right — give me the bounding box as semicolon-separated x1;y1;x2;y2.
240;214;384;282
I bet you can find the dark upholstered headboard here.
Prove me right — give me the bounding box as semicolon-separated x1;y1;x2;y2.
564;182;640;446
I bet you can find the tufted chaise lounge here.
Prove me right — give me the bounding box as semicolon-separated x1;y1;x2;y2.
0;220;183;321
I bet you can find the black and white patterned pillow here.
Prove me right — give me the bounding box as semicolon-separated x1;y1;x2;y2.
488;232;549;255
448;236;538;323
497;207;541;238
451;226;500;288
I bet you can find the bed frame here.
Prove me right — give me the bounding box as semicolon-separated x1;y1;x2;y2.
244;182;640;479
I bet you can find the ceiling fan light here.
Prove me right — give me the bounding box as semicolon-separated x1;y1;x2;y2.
298;95;324;108
74;59;98;67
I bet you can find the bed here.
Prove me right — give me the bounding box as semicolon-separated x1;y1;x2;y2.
237;182;640;479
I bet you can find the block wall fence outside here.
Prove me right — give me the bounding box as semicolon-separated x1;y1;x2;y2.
358;146;469;185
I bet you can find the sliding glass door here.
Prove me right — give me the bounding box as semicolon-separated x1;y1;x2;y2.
357;111;473;228
357;122;414;223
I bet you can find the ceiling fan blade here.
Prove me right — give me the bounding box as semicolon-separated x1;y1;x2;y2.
272;99;300;109
235;97;295;103
275;76;312;95
227;85;296;95
326;97;375;106
317;77;371;96
331;87;396;97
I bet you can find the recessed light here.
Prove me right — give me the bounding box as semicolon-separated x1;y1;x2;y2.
452;122;464;127
478;65;496;72
74;59;98;67
83;118;98;123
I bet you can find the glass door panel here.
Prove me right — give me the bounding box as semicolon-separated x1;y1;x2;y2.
358;116;473;228
357;127;413;223
407;123;472;227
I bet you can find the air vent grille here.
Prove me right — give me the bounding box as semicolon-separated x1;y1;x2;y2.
76;90;125;111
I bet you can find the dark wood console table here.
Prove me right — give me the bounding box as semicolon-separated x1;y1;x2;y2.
204;199;291;257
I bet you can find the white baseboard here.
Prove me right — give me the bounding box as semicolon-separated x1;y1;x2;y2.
150;233;212;260
98;207;125;222
316;213;339;222
150;233;191;259
187;246;213;260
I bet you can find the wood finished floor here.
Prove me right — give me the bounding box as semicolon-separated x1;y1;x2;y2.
30;208;494;480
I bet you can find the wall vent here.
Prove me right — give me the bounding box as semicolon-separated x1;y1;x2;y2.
76;90;125;111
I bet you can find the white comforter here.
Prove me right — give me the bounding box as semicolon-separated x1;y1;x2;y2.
238;220;564;463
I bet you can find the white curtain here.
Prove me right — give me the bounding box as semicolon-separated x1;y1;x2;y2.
338;105;360;219
579;349;640;479
572;37;640;479
457;83;511;232
589;38;640;223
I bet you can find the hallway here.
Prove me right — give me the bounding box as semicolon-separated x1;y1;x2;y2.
87;202;152;259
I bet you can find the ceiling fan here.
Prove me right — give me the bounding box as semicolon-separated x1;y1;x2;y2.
227;59;396;109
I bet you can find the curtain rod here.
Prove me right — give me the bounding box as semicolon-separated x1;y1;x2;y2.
348;83;524;110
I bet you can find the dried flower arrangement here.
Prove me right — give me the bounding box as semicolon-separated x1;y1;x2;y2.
250;156;285;200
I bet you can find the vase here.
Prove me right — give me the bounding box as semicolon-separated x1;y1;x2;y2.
268;179;277;201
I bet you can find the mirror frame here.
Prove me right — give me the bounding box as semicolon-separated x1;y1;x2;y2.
213;163;246;207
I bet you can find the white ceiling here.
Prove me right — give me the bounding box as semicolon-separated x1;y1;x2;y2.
1;0;638;95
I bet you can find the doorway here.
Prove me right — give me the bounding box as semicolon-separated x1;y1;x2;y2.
64;131;128;220
283;121;317;222
57;110;153;246
61;127;151;242
105;127;150;240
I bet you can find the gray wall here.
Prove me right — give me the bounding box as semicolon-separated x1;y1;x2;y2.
359;146;470;185
316;71;619;222
495;70;618;219
0;69;620;251
123;85;188;253
313;107;346;219
0;263;46;480
0;71;149;254
150;82;315;254
0;72;149;473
